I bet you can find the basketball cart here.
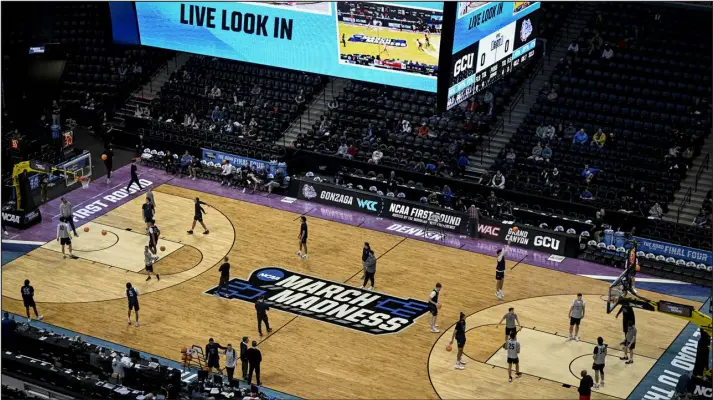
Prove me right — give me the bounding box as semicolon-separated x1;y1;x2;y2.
424;213;446;241
607;241;711;384
181;345;206;372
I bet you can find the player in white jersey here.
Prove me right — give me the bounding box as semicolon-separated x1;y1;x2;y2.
592;336;607;389
505;330;521;382
144;246;159;281
567;293;586;341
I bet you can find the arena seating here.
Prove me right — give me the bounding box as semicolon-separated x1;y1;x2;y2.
494;3;712;219
141;55;327;144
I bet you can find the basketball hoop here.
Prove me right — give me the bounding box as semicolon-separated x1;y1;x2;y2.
78;175;91;189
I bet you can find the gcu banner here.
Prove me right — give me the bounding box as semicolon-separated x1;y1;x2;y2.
634;236;712;266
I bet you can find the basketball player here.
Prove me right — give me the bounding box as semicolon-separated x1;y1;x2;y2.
417;39;423;51
341;33;346;47
495;239;511;299
217;256;231;297
620;320;636;364
428;283;442;333
567;293;586;341
592;337;607;389
425;33;431;49
498;307;521;344
144;246;160;281
296;216;308;260
126;159;142;192
449;312;467;370
146;187;156;213
616;304;635;345
142;197;154;231
126;282;140;327
506;330;522;382
187;197;209;235
21;280;42;322
148;220;160;254
56;217;77;259
380;43;390;58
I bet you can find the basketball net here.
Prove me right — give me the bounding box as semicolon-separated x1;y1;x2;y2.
79;176;91;189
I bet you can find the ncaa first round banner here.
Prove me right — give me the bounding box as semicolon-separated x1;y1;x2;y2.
136;2;443;92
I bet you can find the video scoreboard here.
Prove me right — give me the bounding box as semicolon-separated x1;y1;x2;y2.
445;1;540;110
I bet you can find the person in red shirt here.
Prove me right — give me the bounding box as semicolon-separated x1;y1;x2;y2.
347;144;358;158
418;123;429;137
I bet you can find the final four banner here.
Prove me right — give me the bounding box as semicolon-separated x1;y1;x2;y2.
634;236;712;266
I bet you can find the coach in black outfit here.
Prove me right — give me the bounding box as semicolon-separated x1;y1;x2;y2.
255;296;272;336
240;336;249;380
205;338;226;373
246;340;262;386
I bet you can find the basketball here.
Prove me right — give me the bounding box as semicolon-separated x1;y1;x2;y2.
101;154;108;160
635;264;641;272
160;246;166;251
512;226;519;233
83;226;89;232
445;345;452;352
437;303;442;310
101;230;107;236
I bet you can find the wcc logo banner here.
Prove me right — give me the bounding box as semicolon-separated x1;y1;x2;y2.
205;267;430;335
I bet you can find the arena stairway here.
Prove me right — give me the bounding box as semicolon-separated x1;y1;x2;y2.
465;3;595;179
665;140;712;224
279;77;351;147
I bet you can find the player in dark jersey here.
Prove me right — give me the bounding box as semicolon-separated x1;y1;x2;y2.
495;239;511;299
148;220;160;254
126;282;140;327
428;283;442;333
296;216;308;260
449;312;467;370
217;256;231;297
142;197;154;232
417;39;423;51
21;280;42;322
341;33;346;47
425;33;431;49
126;159;142;192
187;197;210;235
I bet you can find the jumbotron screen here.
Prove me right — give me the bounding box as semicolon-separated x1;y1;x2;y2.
135;1;443;92
446;1;540;109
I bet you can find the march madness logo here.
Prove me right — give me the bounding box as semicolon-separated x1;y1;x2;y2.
205;267;430;335
348;34;407;48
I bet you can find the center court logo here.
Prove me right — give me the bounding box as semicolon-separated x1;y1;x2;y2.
205;267;430;335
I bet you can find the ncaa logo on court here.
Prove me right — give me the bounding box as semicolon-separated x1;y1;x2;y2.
257;269;284;282
205;267;431;335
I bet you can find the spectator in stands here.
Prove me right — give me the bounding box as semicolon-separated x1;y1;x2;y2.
491;171;505;189
211;106;221;122
182;113;194;127
418;122;429;137
649;201;663;219
327;98;339;111
427;191;439;205
484;89;494;104
486;191;499;215
209;86;221;99
567;40;579;54
592;129;607;148
347;143;358;159
601;43;614;60
132;62;142;75
528;142;544;161
337;142;348;157
51;100;61;126
582;164;600;184
371;148;383;164
118;62;128;77
681;147;694;169
295;90;306;107
250;84;262;96
541;144;552;162
2;312;16;340
442;185;452;207
546;88;558;103
693;208;710;228
111;355;125;384
580;186;594;201
588;31;603;54
457;151;469;176
505;148;517;166
402;120;412;134
573;128;589;145
702;190;713;214
188;156;201;181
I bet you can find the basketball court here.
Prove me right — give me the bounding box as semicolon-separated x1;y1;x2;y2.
337;23;441;66
1;182;702;399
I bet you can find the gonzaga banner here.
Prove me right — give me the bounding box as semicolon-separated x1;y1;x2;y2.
634;236;712;266
201;148;284;176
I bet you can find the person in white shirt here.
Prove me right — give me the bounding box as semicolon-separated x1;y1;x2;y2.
112;355;125;384
506;330;522;382
371;149;383;164
56;218;77;259
567;293;586;341
224;343;238;382
336;143;348;157
220;161;235;186
567;41;579;54
491;171;506;189
601;44;614;60
592;337;607;389
144;246;159;281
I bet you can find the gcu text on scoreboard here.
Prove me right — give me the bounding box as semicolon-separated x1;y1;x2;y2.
446;1;540;110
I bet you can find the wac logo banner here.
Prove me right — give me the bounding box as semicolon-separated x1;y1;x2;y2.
205;267;430;335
